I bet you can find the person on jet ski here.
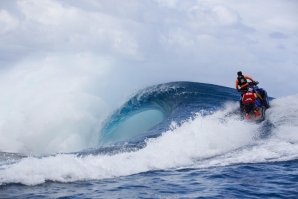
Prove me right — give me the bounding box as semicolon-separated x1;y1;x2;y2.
242;88;261;120
236;71;256;92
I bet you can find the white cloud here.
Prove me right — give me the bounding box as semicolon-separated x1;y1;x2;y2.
0;0;297;94
0;9;19;35
18;0;68;25
211;4;240;26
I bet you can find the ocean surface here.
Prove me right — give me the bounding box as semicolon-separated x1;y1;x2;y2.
1;82;298;198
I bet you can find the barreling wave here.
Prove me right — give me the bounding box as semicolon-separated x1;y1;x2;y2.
98;82;239;145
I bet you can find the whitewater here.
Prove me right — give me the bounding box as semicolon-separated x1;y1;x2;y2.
1;81;298;198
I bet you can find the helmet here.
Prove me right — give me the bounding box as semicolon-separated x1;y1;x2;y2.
248;88;253;92
237;71;242;76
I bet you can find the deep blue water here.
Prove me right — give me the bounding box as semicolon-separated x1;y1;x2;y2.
1;82;298;198
1;161;298;198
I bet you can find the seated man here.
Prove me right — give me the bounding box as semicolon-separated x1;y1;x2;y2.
242;88;261;120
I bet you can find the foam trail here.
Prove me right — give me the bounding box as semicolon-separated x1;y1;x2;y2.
0;103;260;185
266;95;298;150
195;95;298;168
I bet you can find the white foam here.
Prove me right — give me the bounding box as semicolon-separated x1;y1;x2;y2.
195;96;298;168
0;102;258;185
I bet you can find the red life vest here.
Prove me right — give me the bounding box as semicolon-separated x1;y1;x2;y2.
242;93;256;105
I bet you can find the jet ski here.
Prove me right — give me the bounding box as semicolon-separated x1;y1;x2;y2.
239;81;270;122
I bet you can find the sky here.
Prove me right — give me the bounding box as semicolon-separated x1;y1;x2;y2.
0;0;297;154
0;0;297;97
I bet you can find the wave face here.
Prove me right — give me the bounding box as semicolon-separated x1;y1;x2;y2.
98;82;239;145
1;82;298;186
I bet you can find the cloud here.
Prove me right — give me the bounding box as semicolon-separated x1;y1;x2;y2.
269;32;288;39
0;0;297;93
0;9;19;35
277;44;286;50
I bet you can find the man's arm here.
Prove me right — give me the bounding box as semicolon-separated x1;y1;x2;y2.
244;75;254;82
235;79;239;90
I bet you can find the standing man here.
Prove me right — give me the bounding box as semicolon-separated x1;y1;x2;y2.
235;71;255;92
